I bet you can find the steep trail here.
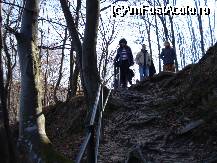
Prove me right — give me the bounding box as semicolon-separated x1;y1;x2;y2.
45;43;217;162
99;86;217;162
98;44;217;162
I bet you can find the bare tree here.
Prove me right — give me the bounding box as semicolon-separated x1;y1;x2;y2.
167;0;178;71
187;15;198;63
68;43;80;98
82;0;100;103
0;1;16;162
60;0;100;104
153;0;162;72
60;0;87;98
205;0;214;46
53;28;67;103
144;15;153;58
68;0;81;99
15;0;69;161
195;0;205;56
98;15;118;81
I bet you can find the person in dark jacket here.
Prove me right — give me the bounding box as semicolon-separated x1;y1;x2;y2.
160;41;176;72
114;38;134;88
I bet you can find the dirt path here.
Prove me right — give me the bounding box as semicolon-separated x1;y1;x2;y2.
98;85;217;163
45;44;217;162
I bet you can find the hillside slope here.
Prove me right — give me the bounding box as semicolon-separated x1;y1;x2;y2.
98;43;217;162
45;43;217;162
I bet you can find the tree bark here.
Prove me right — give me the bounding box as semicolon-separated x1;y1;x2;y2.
43;49;49;106
82;0;100;103
71;64;79;97
0;13;10;163
16;0;70;162
68;44;75;99
68;42;79;99
197;15;205;56
3;31;13;114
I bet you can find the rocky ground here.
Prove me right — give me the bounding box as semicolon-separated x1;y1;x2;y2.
45;43;217;162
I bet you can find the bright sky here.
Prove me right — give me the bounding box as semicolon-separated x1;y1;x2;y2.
2;0;216;89
103;0;217;84
33;0;217;87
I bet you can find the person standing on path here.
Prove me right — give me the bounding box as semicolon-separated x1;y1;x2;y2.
135;44;151;81
160;41;176;72
114;38;134;88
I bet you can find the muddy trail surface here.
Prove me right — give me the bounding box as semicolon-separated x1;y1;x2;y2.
45;43;217;162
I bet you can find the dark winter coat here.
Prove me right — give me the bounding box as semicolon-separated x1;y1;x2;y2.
160;47;176;65
115;46;134;67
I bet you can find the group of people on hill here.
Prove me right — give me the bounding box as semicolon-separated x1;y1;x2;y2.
114;38;176;88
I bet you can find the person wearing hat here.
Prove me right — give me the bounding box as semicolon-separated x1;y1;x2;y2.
114;38;134;88
160;41;176;72
135;44;151;81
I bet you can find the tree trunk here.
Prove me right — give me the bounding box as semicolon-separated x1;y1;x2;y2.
82;0;100;103
158;16;169;41
68;43;79;99
16;0;70;162
154;0;161;72
208;15;213;46
204;0;213;46
155;0;169;41
0;2;16;162
71;64;79;97
197;15;205;56
59;0;87;98
54;28;67;103
68;44;74;99
43;49;49;106
195;0;205;56
102;47;109;80
168;15;178;71
144;15;152;58
3;31;13;114
0;18;10;163
187;15;198;63
176;25;185;68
